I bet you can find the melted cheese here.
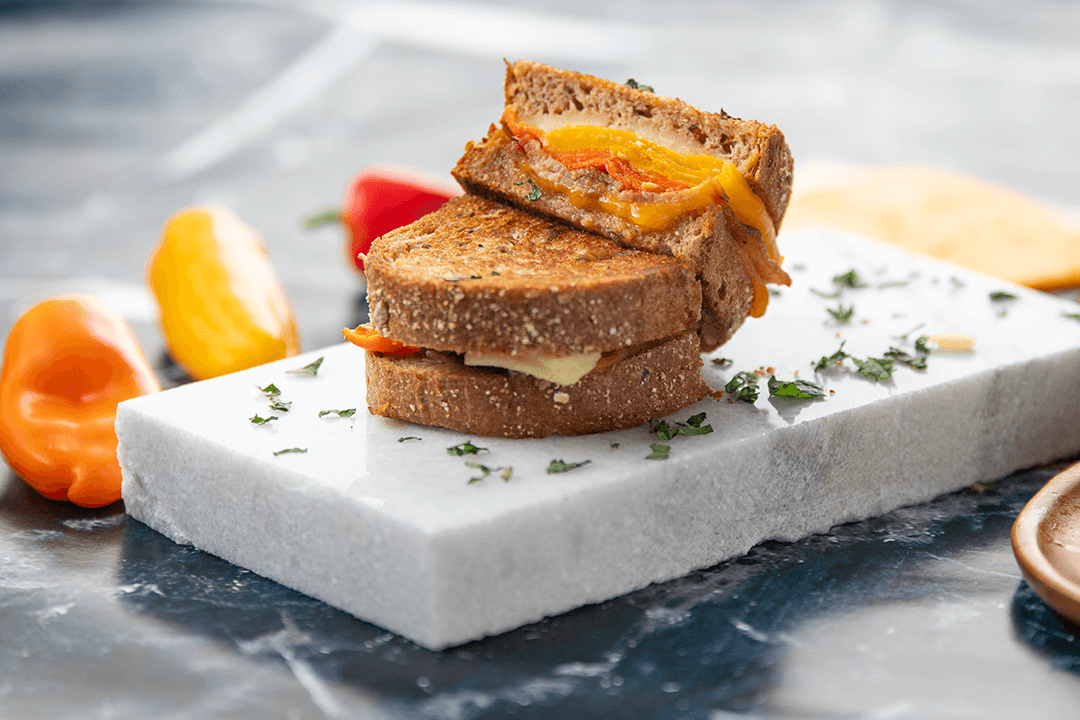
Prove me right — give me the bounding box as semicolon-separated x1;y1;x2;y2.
503;110;788;318
544;125;777;251
464;351;602;386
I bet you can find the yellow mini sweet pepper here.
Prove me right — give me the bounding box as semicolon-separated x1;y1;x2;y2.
148;207;301;380
0;294;161;507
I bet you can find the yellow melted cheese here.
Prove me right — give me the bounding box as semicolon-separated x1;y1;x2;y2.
464;351;602;386
540;125;780;264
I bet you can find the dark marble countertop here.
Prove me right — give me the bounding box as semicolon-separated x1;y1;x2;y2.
3;1;1080;717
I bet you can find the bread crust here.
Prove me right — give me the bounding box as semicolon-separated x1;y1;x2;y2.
366;195;702;356
365;331;709;438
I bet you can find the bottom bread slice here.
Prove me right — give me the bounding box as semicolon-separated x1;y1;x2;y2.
366;331;709;438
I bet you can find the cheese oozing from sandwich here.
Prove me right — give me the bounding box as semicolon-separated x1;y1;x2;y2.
503;108;788;318
464;350;602;386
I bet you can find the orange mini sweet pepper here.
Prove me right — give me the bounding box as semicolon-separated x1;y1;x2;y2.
0;294;161;507
148;207;301;381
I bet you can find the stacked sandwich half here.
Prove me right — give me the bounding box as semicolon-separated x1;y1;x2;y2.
345;61;793;438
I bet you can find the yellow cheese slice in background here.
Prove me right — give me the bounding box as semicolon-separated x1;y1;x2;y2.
782;163;1080;291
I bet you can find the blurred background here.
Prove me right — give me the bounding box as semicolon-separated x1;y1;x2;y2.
3;0;1079;361
3;2;1080;717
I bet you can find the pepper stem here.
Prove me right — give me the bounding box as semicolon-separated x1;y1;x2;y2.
304;208;342;229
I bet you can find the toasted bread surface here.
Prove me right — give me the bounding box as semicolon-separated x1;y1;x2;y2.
452;62;793;350
366;194;702;356
365;330;709;438
453;134;756;350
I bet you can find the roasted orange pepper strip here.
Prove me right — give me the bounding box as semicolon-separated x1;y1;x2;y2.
0;294;161;507
148;207;301;381
342;324;419;356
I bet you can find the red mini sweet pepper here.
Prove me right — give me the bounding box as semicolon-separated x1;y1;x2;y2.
307;166;461;273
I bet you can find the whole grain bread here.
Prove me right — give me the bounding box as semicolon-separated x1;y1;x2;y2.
366;194;702;356
452;61;793;350
365;330;709;438
500;61;793;225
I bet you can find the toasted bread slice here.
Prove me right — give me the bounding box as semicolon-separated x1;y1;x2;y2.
502;60;792;226
365;330;708;438
365;194;701;357
452;61;794;349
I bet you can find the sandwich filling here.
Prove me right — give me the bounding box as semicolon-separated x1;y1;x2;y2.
345;323;648;387
503;108;789;317
463;350;601;386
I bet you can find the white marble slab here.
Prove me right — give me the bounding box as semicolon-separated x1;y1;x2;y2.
116;226;1080;649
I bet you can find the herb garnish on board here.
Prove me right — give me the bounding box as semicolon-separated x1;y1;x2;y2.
547;459;591;474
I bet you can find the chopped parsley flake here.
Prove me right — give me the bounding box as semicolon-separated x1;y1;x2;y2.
646;444;671;460
258;383;281;397
547;459;591;474
851;356;895;382
1063;313;1080;322
814;342;849;372
810;288;842;299
768;376;826;399
884;346;928;370
989;291;1018;301
514;178;542;201
725;371;760;402
465;461;512;484
273;447;307;456
287;357;324;376
398;436;421;443
833;270;868;288
914;335;932;354
827;305;855;324
447;441;488;456
318;408;356;418
269;399;292;413
649;418;676;441
249;414;278;425
817;341;907;380
626;78;655;92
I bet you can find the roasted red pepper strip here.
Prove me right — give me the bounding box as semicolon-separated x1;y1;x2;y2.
0;294;161;507
342;323;419;356
504;109;686;193
307;167;461;273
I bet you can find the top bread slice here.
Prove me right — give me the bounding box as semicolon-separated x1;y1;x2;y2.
365;194;701;357
452;61;794;350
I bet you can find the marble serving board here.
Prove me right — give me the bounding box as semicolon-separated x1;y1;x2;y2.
116;226;1080;650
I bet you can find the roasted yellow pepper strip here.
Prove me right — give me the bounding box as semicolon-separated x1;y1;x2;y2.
0;294;161;507
148;207;301;380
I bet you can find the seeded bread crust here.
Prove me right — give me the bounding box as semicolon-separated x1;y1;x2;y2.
365;330;709;438
502;60;793;225
366;194;702;356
